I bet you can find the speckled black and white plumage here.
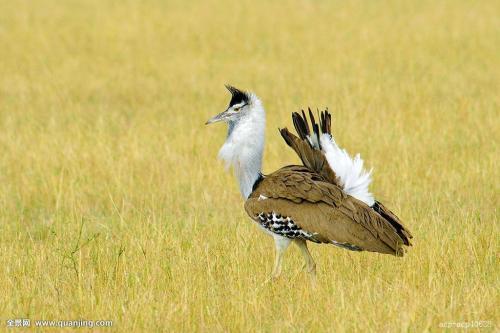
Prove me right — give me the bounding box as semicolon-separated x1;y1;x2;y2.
257;212;321;243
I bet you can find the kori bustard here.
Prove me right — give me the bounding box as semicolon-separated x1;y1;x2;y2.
206;85;412;279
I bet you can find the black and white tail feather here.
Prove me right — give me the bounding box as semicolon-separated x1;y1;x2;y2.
287;109;413;245
285;108;375;207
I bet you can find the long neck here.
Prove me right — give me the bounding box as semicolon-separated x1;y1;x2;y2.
218;97;266;199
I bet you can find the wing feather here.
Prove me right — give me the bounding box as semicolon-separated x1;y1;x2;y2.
281;109;375;206
246;167;411;256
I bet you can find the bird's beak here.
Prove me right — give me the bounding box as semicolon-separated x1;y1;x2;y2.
206;108;230;125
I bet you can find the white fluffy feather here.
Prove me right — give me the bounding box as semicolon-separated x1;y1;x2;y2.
218;94;265;199
319;133;375;206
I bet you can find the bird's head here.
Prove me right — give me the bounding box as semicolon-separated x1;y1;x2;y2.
206;85;257;125
206;85;266;199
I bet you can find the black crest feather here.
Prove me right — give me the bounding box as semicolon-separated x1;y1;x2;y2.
225;84;250;107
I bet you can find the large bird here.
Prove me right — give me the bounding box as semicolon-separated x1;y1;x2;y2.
206;85;412;279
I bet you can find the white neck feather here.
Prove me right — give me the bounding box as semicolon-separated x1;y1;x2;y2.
218;95;265;199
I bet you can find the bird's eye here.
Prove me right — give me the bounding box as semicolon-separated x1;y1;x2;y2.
233;103;246;112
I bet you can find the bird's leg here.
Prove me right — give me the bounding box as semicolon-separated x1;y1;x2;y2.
294;240;317;281
271;236;291;279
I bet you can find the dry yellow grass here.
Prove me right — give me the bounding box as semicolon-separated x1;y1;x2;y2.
0;0;498;331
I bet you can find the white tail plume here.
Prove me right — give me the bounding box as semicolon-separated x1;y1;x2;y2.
320;133;374;206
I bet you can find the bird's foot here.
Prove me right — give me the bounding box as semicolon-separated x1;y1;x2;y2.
270;271;281;281
306;265;317;288
308;271;317;289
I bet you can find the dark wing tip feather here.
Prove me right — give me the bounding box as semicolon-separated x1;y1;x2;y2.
290;108;333;149
292;108;332;142
279;128;294;147
372;201;413;247
319;109;332;135
301;110;310;134
280;108;342;188
292;111;310;141
308;107;315;122
307;108;322;149
320;109;332;135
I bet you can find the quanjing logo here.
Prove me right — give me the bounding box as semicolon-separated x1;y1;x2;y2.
6;318;113;328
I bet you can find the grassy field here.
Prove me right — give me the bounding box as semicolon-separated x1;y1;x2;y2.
0;0;498;331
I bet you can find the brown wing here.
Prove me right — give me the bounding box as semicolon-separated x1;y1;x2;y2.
245;166;411;256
